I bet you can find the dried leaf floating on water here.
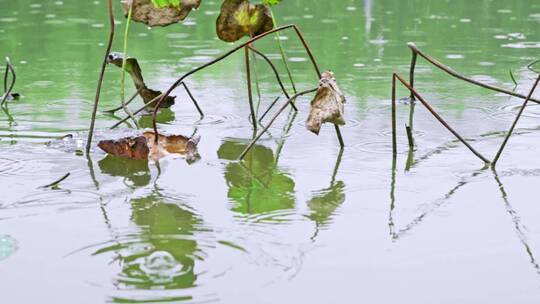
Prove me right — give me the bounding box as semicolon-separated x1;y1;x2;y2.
98;136;150;160
216;0;274;42
98;131;200;161
124;0;202;27
306;71;346;135
107;52;175;109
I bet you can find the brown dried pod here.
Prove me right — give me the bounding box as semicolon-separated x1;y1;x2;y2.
124;0;202;27
216;0;273;42
306;71;346;135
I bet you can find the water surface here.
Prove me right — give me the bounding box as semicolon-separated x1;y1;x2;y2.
2;0;540;303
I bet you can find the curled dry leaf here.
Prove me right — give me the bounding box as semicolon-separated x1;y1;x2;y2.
216;0;274;42
98;131;200;161
306;71;346;135
123;0;202;27
107;52;175;109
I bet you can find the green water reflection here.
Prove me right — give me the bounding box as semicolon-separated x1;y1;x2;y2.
218;140;296;216
94;194;202;291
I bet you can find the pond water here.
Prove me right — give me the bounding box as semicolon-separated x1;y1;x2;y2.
1;0;540;303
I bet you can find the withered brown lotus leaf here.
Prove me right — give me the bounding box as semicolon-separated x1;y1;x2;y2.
124;0;202;27
306;71;346;135
107;52;175;109
143;131;200;160
98;131;200;161
98;136;150;160
216;0;273;42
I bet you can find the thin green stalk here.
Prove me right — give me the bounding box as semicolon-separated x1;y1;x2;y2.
121;3;139;128
250;50;262;114
270;7;297;94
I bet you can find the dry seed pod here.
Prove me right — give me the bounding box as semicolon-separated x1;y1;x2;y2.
306;71;346;135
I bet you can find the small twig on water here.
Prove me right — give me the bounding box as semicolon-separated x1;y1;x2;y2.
238;88;317;160
1;57;16;106
40;173;70;189
407;43;540;105
86;0;115;154
492;74;540;166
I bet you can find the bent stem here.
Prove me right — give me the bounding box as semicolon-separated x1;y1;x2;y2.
181;82;204;118
238;88;317;160
407;43;540;105
120;3;139;128
492;74;540;166
1;57;16;106
104;88;142;113
150;24;322;145
393;73;490;164
86;0;115;154
248;46;293;104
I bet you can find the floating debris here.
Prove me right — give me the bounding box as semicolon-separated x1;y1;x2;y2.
98;131;200;161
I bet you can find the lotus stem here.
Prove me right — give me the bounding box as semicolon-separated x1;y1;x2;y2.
181;82;204;118
407;42;540;105
104;87;142;113
393;73;490;164
248;46;293;103
270;8;297;94
86;0;115;154
120;2;139;128
150;24;322;144
492;74;540;166
1;57;16;106
259;96;280;122
245;46;258;132
238;88;317;160
391;74;397;155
